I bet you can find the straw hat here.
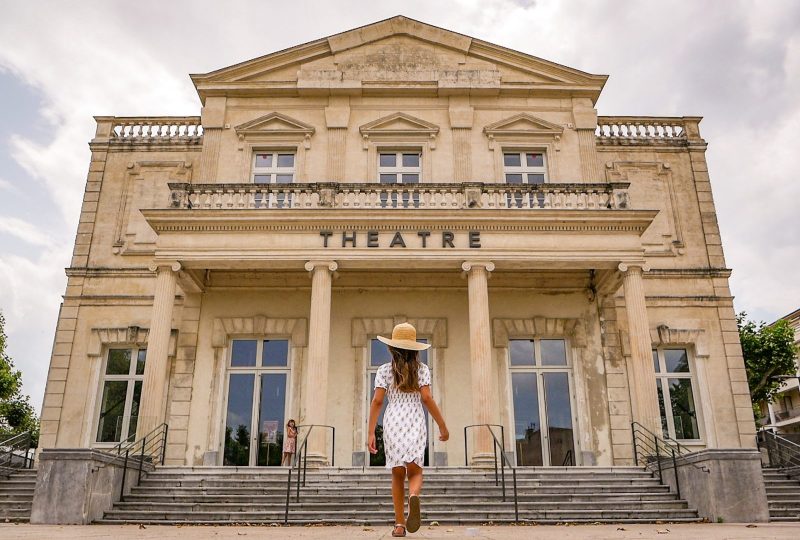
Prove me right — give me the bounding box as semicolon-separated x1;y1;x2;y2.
377;323;431;351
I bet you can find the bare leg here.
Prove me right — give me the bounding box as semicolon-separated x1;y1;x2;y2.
391;466;406;526
406;462;423;496
281;452;288;466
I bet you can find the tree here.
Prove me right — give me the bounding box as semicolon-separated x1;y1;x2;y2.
0;312;39;444
738;312;799;407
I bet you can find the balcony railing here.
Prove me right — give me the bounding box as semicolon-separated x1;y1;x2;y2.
596;116;699;145
167;182;630;211
775;408;800;423
109;116;203;144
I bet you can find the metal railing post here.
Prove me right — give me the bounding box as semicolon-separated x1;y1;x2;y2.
161;425;169;465
631;423;639;466
512;468;519;522
492;438;499;486
654;435;662;483
284;466;292;524
672;448;680;499
138;434;146;483
331;427;336;467
120;449;129;502
463;426;468;466
499;440;506;502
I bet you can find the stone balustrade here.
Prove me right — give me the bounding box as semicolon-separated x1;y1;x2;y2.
109;116;203;144
596;116;700;145
168;182;630;211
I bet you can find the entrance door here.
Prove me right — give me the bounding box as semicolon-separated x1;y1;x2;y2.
223;339;290;466
508;338;577;466
367;338;430;467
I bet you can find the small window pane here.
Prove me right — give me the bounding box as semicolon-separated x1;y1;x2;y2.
106;349;131;375
380;174;397;184
504;153;521;167
664;349;690;373
231;340;258;367
96;380;128;442
128;381;142;439
262;340;289;367
541;339;567;366
526;153;544;167
276;174;293;184
255;154;272;167
370;339;392;367
254;174;271;184
509;339;535;366
379;153;396;167
669;378;699;439
277;154;294;167
136;349;147;375
418;339;429;365
505;174;523;184
652;350;660;373
402;153;420;167
401;174;419;183
527;174;545;184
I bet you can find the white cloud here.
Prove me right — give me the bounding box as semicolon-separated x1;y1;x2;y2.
0;216;56;247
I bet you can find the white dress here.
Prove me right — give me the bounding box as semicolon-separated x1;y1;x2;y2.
374;362;431;469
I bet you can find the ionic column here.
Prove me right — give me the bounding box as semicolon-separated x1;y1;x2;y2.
619;263;661;434
462;261;495;464
138;263;180;437
304;260;338;464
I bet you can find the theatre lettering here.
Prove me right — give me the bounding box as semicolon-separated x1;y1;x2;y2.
319;230;481;248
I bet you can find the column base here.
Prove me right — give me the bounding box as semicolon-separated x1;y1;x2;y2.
469;452;498;468
300;452;330;468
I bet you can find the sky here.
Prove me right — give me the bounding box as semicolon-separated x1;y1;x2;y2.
0;0;798;413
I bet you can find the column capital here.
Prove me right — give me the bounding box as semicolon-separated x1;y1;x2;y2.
149;261;182;273
304;260;338;274
461;260;495;274
618;262;650;274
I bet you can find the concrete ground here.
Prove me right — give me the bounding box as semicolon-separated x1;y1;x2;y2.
2;523;800;539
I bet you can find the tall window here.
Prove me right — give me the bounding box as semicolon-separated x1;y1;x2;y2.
653;348;701;441
96;348;146;443
503;151;547;184
378;151;421;183
252;152;295;184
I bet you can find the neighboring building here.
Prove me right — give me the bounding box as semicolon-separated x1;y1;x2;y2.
39;16;754;469
760;308;800;434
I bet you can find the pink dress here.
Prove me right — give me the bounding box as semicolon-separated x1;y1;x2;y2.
283;426;297;453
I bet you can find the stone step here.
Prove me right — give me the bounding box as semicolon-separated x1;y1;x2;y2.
137;479;663;489
123;492;679;503
146;471;656;481
154;466;648;474
97;516;705;525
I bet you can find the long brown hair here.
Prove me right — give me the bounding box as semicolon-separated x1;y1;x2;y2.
389;346;421;392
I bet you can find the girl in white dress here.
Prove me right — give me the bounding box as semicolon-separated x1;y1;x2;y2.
368;323;449;537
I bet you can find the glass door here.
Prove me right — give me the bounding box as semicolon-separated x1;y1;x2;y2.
509;339;577;467
223;339;290;466
367;337;430;467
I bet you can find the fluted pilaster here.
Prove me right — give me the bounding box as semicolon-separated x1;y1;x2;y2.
326;128;347;181
452;128;472;181
139;263;179;437
620;263;661;434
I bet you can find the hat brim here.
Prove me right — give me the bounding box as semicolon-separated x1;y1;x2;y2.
376;335;431;351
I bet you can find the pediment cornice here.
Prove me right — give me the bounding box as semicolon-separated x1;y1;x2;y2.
234;112;315;137
359;112;439;137
483;113;564;136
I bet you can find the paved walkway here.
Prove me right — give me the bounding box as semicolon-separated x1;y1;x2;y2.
2;523;800;539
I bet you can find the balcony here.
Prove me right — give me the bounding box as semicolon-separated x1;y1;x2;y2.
167;182;631;211
595;116;703;147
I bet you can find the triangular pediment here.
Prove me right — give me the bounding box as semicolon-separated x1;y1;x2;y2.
234;112;315;136
359;112;439;136
484;113;564;136
190;16;608;103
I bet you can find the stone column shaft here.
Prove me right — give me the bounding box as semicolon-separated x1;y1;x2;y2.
620;264;661;435
462;261;495;463
138;263;179;438
304;260;338;463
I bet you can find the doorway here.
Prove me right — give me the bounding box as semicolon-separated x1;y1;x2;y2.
508;338;577;466
222;339;290;466
366;337;431;467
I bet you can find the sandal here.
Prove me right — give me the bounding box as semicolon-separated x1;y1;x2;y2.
406;494;421;533
392;523;407;537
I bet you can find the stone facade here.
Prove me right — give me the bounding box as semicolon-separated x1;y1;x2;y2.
39;16;754;468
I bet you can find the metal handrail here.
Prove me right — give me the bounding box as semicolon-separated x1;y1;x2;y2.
463;424;518;522
758;429;800;478
116;423;169;502
631;422;709;500
284;424;336;524
0;431;34;471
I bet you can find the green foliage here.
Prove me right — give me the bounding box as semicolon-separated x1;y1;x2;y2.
0;312;39;444
738;312;799;406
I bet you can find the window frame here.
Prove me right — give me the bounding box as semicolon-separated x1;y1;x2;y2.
502;150;549;184
652;347;704;443
376;150;422;184
251;151;296;184
94;346;146;446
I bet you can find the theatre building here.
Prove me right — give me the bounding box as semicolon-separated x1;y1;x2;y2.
39;16;756;479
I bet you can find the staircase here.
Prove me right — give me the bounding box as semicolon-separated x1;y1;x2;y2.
98;466;701;525
0;469;37;523
763;469;800;522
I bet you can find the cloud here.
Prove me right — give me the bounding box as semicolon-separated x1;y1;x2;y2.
0;216;56;247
